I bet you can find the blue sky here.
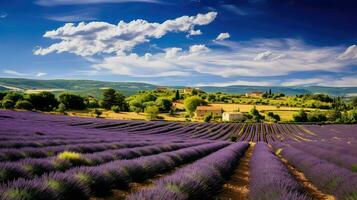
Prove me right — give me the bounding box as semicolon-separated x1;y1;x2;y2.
0;0;356;86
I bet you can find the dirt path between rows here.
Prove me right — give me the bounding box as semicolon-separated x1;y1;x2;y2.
215;143;254;200
278;155;336;200
90;164;189;200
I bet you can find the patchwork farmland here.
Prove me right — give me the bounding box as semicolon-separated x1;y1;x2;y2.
0;110;356;200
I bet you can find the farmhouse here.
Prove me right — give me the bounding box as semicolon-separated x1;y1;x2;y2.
195;106;223;119
246;91;264;98
156;86;168;92
222;112;244;122
183;87;194;94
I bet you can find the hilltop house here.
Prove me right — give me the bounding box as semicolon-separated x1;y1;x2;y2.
183;87;194;94
222;112;244;122
195;106;223;119
246;91;264;98
156;86;168;92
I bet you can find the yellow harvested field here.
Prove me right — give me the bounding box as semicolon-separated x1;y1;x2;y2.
175;103;314;112
67;110;187;122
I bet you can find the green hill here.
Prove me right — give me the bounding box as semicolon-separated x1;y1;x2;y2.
0;78;356;97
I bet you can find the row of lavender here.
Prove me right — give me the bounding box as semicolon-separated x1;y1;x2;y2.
272;141;357;200
0;142;230;200
0;110;318;144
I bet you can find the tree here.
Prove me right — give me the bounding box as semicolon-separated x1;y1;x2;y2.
101;88;128;111
84;96;99;108
3;92;23;102
293;109;308;122
101;88;117;110
15;100;33;110
57;103;66;114
250;106;264;122
93;109;102;118
203;112;213;122
0;92;8;101
267;111;280;122
27;92;58;111
352;97;357;108
175;90;180;100
145;105;159;120
184;96;204;114
308;112;327;122
2;99;15;109
348;108;357;122
111;105;120;113
328;109;342;122
58;93;86;110
129;99;144;113
156;97;172;112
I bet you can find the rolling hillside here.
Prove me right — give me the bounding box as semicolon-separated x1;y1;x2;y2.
0;78;356;97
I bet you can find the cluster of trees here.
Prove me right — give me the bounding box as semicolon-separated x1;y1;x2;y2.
0;88;127;114
262;89;285;99
0;91;58;111
244;106;265;122
126;90;176;120
293;108;357;123
296;94;333;103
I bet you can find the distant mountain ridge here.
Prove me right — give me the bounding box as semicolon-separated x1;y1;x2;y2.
0;78;356;97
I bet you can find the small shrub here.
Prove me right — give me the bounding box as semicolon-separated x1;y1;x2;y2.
230;135;238;142
145;105;159;120
203;113;213;122
111;105;121;113
55;151;89;167
93;109;102;118
352;164;357;172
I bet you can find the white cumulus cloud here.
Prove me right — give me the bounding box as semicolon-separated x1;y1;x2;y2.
215;32;230;41
34;12;217;56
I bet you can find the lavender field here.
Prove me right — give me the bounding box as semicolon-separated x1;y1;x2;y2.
0;110;356;200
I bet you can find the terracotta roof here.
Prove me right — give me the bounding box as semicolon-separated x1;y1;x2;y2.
196;106;222;111
249;91;264;94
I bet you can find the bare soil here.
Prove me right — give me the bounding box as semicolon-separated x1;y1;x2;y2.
215;144;254;200
279;156;336;200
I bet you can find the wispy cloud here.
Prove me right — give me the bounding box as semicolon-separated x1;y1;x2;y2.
221;4;247;16
45;14;96;22
35;72;47;77
281;78;326;87
44;8;98;22
35;0;162;6
92;39;356;78
0;11;8;19
281;76;357;87
3;70;26;76
196;80;275;87
337;45;357;60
